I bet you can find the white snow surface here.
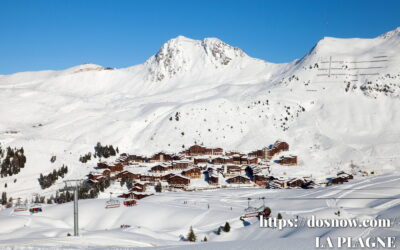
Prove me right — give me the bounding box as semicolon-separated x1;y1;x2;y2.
0;174;400;249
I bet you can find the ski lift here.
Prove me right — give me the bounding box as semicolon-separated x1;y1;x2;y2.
240;207;271;221
244;198;258;212
105;192;120;209
240;197;270;221
13;198;28;212
29;204;43;214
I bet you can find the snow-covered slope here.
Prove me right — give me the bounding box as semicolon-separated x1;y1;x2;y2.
0;28;400;199
1;174;399;249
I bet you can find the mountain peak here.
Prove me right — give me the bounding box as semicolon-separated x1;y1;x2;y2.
145;36;247;82
379;27;400;39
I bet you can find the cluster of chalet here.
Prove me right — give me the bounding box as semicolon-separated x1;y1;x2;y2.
85;141;354;198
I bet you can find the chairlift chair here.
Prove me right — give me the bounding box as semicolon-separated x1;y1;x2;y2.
240;197;270;221
105;192;120;209
240;207;271;221
123;199;137;207
29;204;43;214
13;198;28;212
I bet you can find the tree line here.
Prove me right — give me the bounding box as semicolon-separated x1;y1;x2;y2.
94;142;118;159
38;165;68;189
0;146;27;178
79;152;92;163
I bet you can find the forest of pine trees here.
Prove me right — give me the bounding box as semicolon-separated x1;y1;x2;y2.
79;152;92;163
0;146;27;178
38;165;68;189
94;142;118;159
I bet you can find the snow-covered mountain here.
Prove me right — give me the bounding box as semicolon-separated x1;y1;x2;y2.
0;28;400;198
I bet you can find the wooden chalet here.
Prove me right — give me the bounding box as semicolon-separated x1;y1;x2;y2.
248;149;264;158
278;155;297;166
115;171;141;180
268;177;287;188
225;165;243;177
181;167;202;179
265;141;289;159
302;180;316;189
232;155;247;165
194;157;209;164
226;175;251;184
140;175;160;182
326;173;353;185
254;175;268;186
161;173;175;181
212;157;232;164
170;160;192;170
150;152;174;162
330;177;345;185
337;172;353;181
151;164;170;173
287;178;305;188
132;193;153;200
118;192;152;200
225;151;241;156
247;157;258;164
184;145;223;156
97;162;124;172
97;162;109;169
118;193;132;199
118;154;148;164
167;175;190;188
205;147;223;155
184;145;207;156
88;172;106;181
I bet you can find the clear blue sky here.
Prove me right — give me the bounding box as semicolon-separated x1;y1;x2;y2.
0;0;399;74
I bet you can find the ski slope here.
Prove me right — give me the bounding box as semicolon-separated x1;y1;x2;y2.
0;174;399;249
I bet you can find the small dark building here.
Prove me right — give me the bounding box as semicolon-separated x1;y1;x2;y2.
287;178;305;188
208;175;219;185
278;155;297;166
226;175;251;184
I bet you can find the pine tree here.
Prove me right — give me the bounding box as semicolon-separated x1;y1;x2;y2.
203;236;207;242
216;227;221;235
155;182;162;192
66;191;71;202
277;213;283;220
187;226;196;242
1;192;7;205
223;222;230;232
